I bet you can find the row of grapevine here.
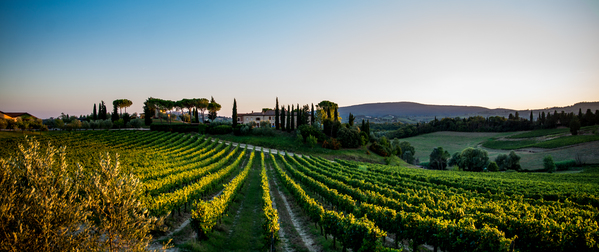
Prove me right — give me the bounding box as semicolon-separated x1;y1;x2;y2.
282;154;514;251
309;157;598;251
270;154;391;252
144;147;247;216
143;144;237;196
191;151;256;240
260;152;279;251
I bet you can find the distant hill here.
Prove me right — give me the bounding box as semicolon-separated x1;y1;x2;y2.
338;101;599;123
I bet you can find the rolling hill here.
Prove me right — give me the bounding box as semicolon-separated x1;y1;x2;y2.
338;101;599;123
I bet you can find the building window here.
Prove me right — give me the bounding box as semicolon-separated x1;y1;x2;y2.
256;117;260;121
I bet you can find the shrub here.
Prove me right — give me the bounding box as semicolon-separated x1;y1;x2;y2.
488;161;499;172
113;119;124;129
402;151;415;164
252;126;276;136
234;124;251;136
419;161;430;168
322;138;341;150
495;151;521;171
307;135;318;148
81;121;90;130
198;124;207;134
129;118;143;128
384;155;401;166
359;131;369;143
208;125;233;135
337;126;361;148
299;125;326;142
369;141;389;157
399;141;415;157
555;159;576;171
544;155;556;173
100;119;113;129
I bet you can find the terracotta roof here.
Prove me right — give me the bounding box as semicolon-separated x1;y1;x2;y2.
238;110;276;116
0;112;37;119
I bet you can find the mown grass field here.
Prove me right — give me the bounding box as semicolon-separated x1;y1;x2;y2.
395;131;516;162
398;130;599;170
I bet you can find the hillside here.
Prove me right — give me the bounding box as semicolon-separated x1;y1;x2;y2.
339;101;599;123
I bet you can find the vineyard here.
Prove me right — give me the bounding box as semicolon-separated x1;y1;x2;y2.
1;131;598;251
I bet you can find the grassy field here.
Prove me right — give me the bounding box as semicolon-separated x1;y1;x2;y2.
394;131;517;162
397;131;599;170
506;125;598;139
506;128;569;138
483;134;599;149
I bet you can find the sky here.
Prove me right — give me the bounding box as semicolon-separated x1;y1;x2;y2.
1;0;598;119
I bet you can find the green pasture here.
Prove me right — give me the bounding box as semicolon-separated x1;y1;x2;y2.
398;131;599;170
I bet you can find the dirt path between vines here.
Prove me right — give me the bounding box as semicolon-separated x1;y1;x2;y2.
268;164;319;252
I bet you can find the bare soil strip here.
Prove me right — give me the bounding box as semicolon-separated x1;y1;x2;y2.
268;164;319;252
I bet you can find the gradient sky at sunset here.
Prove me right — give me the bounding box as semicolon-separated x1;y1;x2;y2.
1;0;598;118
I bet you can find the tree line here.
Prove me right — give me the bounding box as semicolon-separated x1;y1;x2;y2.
378;108;599;139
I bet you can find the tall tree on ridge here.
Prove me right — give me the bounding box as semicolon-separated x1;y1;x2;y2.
281;106;286;131
275;98;280;130
180;99;195;121
111;104;119;122
311;103;315;125
286;105;291;132
334;107;339;122
194;98;209;123
207;96;221;122
232;99;238;128
530;111;533;122
290;104;295;131
348;113;355;126
92;104;97;120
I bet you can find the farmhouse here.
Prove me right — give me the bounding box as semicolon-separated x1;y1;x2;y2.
237;110;310;128
0;111;38;121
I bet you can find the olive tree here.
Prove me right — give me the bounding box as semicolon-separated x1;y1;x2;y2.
0;137;163;252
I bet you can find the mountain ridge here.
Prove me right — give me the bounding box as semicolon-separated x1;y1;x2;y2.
338;101;599;122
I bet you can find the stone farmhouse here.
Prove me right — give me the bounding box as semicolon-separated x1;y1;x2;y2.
237;110;310;128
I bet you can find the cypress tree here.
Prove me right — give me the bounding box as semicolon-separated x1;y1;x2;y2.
275;98;280;130
297;103;301;127
311;103;315;125
281;106;286;131
99;101;107;120
291;104;295;130
232;99;238;128
111;104;119;122
334;107;339;122
286;105;291;132
541;111;546;124
144;104;152;126
530;111;533;122
92;104;97;120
